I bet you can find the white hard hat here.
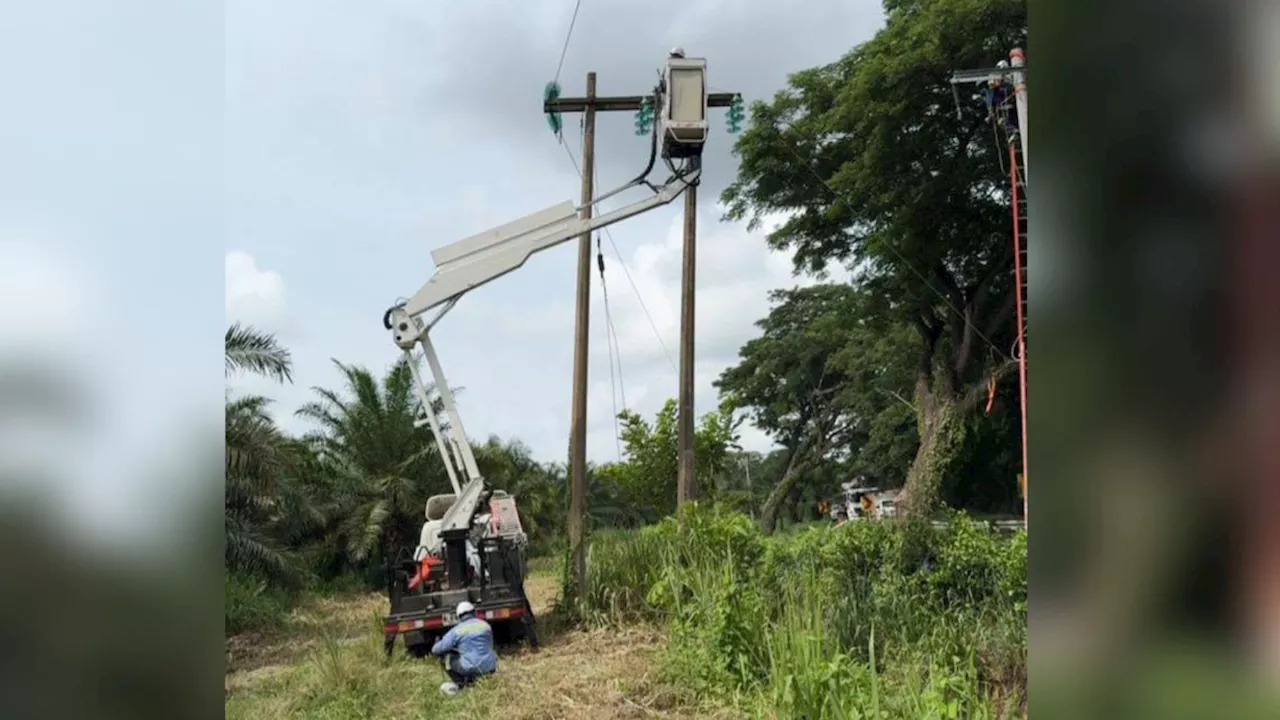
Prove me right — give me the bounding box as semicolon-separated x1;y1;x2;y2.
669;46;685;58
456;601;475;617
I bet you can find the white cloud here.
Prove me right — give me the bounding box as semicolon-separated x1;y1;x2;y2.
225;250;288;332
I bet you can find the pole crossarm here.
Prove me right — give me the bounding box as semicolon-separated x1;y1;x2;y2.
545;92;739;114
950;66;1029;85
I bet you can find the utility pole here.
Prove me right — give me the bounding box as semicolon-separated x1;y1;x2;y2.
677;161;699;507
545;81;740;516
566;72;596;608
680;161;701;504
951;47;1029;529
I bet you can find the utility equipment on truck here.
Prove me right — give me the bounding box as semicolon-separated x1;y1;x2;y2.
381;53;711;658
837;476;900;522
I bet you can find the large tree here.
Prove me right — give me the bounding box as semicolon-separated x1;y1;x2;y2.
717;284;915;532
723;0;1026;518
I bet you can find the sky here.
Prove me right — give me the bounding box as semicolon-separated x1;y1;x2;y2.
0;1;884;551
0;1;226;552
222;0;880;461
224;0;884;465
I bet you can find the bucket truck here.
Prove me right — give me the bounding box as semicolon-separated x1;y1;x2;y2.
381;53;712;659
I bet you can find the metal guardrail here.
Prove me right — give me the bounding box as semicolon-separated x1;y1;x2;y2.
929;519;1025;532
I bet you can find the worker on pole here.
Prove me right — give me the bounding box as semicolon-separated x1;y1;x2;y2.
432;601;498;696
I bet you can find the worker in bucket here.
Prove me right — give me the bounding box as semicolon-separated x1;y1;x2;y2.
432;601;498;696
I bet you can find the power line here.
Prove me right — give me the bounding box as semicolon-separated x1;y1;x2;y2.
553;0;585;87
599;248;628;413
591;156;624;460
560;141;678;373
593;158;628;416
598;236;623;460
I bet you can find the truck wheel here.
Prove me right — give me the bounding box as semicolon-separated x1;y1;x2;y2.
522;613;539;649
384;634;397;660
491;620;514;645
406;643;432;659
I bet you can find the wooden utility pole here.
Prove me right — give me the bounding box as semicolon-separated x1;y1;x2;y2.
566;72;596;607
545;79;738;555
676;164;699;507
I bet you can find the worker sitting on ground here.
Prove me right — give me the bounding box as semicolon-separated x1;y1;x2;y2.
432;601;497;696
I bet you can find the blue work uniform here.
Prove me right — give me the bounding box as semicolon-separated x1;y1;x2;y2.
431;616;497;679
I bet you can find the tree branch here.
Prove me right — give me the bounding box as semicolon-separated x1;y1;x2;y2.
958;359;1020;414
877;387;917;413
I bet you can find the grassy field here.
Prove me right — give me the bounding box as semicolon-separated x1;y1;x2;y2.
226;508;1026;719
225;567;729;720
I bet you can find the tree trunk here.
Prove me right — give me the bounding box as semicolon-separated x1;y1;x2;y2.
788;483;805;524
758;449;817;535
898;376;967;520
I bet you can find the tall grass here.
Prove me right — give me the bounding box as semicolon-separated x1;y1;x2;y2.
578;505;1027;718
580;528;668;624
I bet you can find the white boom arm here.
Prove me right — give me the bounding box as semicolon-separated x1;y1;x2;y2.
388;166;702;534
392;167;701;327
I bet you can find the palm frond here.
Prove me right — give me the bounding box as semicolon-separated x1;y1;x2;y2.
345;499;391;563
226;323;293;383
225;515;297;584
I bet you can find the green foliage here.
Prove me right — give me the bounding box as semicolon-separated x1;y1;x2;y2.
294;357;455;570
717;284;923;530
226;322;293;383
580;505;1027;716
595;399;739;522
225;572;294;635
580;528;667;624
722;0;1028;519
225;324;299;584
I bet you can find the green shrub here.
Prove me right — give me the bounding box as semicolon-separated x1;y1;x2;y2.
927;513;1009;608
225;573;294;635
580;509;1027;717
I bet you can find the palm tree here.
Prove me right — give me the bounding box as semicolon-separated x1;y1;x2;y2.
224;323;295;581
295;357;451;568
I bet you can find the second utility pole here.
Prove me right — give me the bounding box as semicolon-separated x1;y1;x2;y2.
676;160;699;508
546;73;738;581
567;71;596;610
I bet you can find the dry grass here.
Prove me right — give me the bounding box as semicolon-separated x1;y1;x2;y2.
225;570;731;719
472;624;739;720
225;591;387;676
